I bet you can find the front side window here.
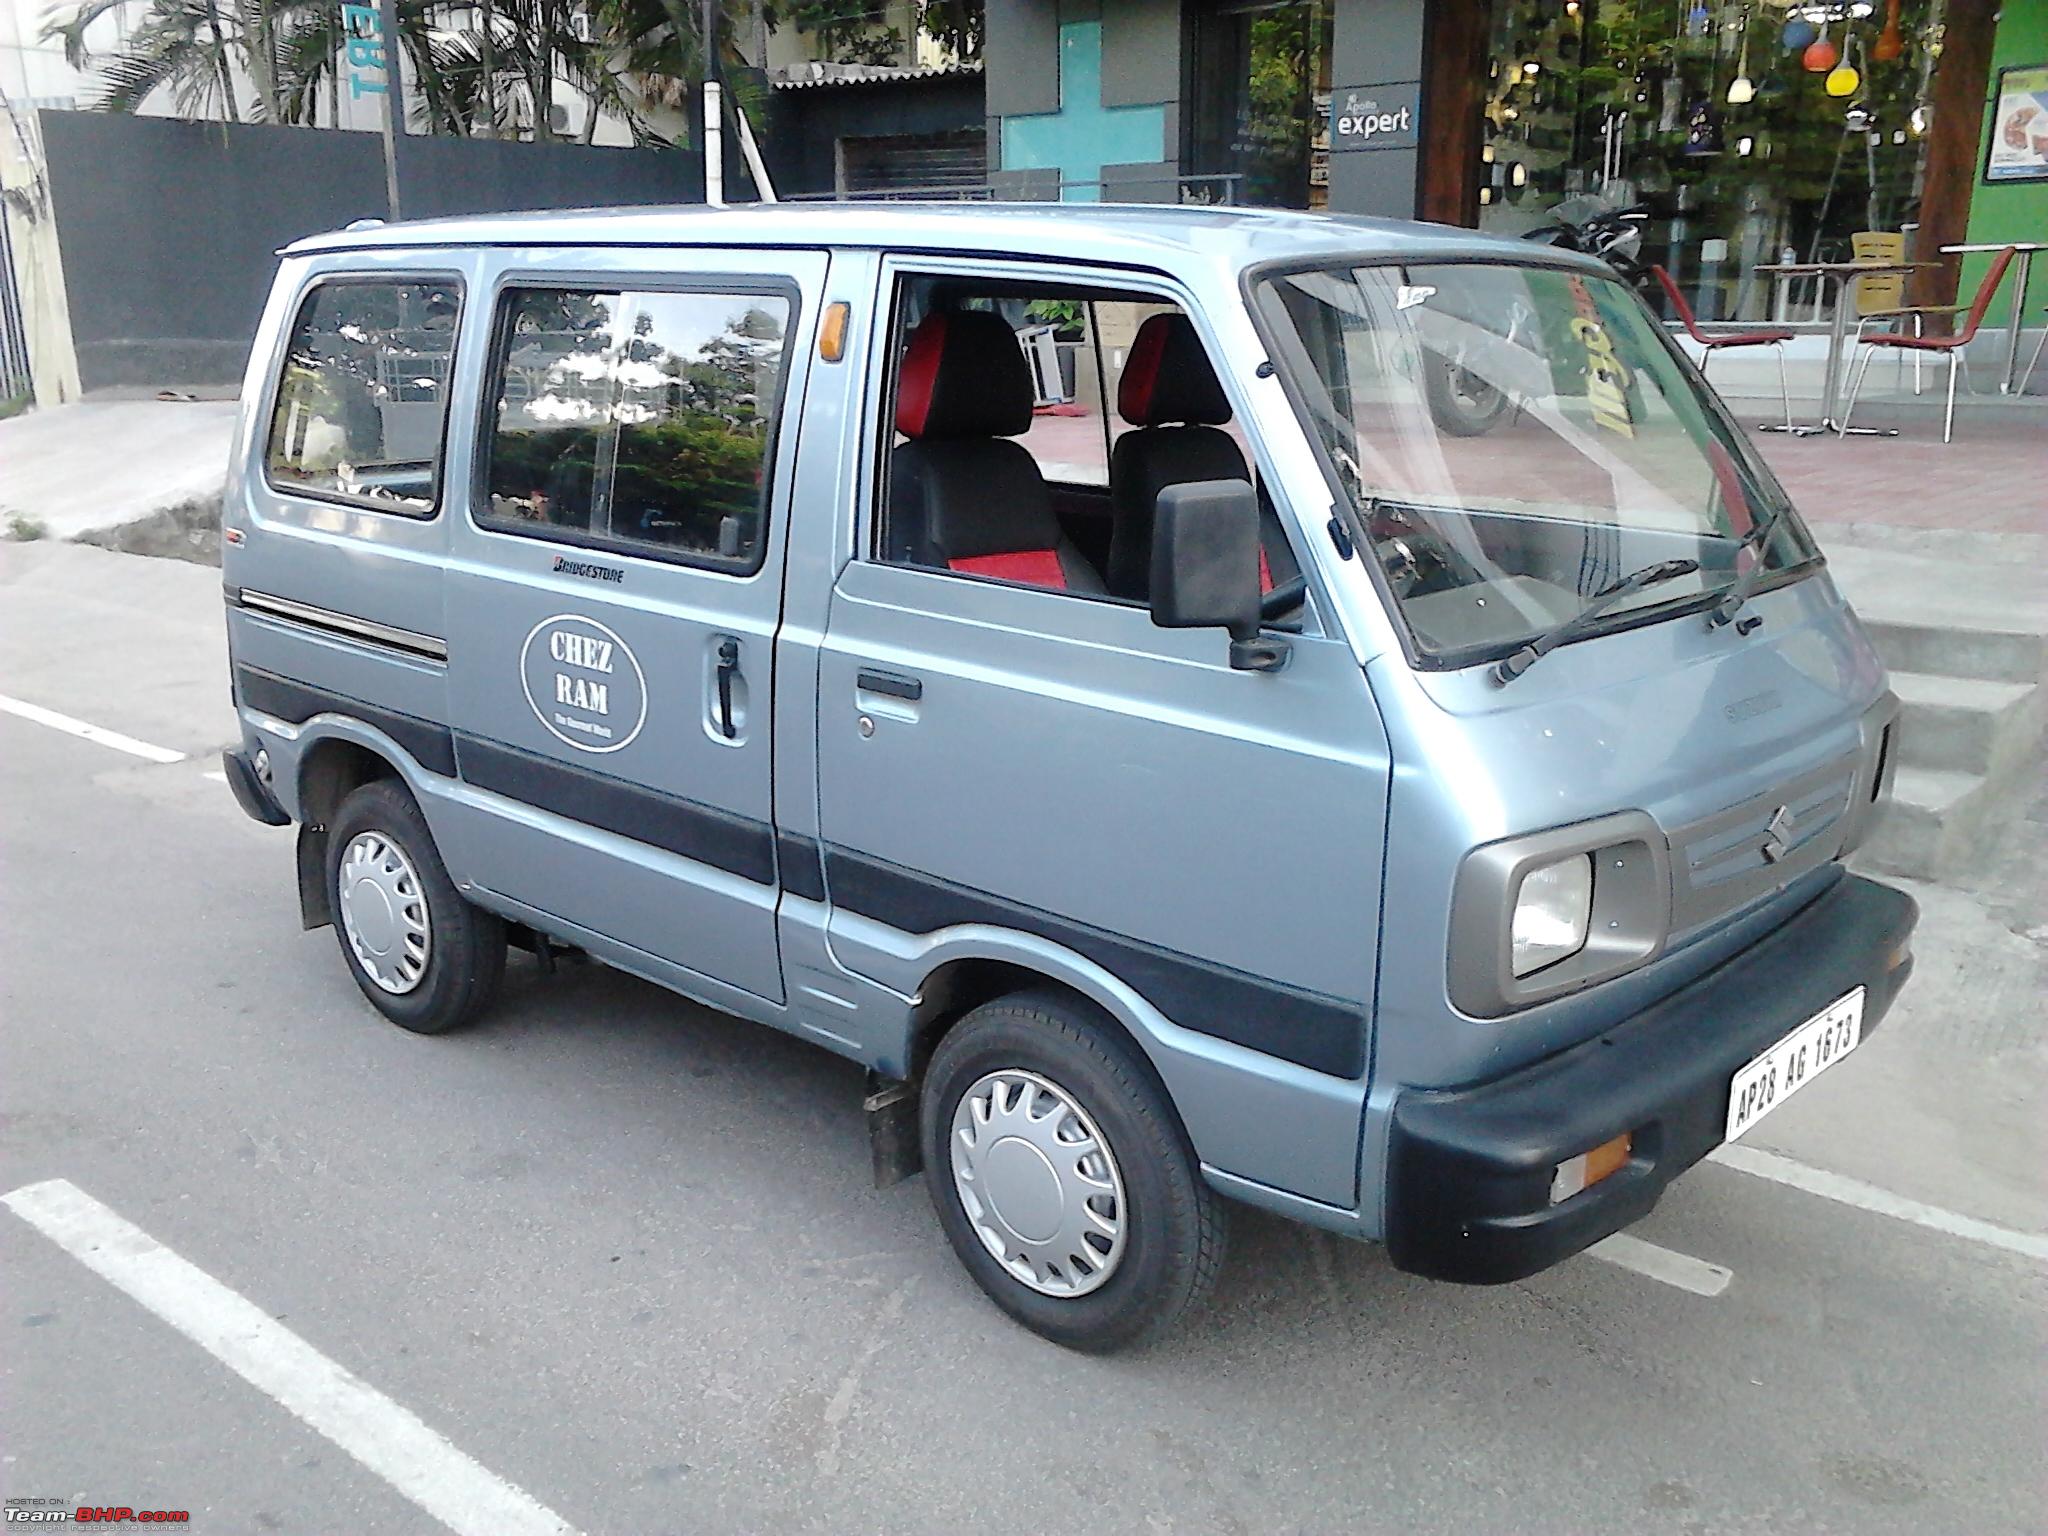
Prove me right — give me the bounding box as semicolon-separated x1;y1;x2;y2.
1256;260;1818;665
265;278;460;512
480;285;791;571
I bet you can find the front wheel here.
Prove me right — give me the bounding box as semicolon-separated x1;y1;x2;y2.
921;990;1227;1352
325;778;505;1034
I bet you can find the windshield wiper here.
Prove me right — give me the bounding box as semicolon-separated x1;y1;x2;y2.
1705;505;1787;629
1492;558;1701;686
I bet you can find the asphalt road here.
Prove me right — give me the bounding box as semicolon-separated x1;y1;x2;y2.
3;543;2043;1535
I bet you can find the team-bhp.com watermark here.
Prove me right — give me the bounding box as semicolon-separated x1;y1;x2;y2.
5;1501;189;1523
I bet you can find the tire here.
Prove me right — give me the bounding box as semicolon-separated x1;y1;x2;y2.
324;778;505;1034
921;989;1226;1352
1422;353;1513;437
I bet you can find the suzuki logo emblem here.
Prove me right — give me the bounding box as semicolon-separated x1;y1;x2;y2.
1761;804;1796;864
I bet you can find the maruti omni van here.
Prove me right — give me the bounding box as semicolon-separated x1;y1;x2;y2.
222;204;1916;1350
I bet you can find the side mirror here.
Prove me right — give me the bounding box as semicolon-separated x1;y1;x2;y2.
1149;479;1289;672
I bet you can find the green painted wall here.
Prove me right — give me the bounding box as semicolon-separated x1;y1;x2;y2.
1960;3;2048;329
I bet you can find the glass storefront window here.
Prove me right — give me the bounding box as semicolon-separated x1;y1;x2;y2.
1476;1;1946;322
1188;0;1336;208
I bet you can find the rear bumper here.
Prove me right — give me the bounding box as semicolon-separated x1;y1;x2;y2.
1385;872;1917;1284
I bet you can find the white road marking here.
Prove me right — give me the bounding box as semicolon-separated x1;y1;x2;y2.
0;694;186;764
3;1179;581;1536
203;768;228;784
1710;1143;2048;1263
1587;1233;1733;1297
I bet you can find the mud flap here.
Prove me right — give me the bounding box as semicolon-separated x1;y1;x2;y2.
297;824;330;931
864;1073;922;1188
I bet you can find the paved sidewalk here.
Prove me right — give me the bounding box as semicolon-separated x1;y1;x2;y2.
0;400;237;542
1753;415;2047;539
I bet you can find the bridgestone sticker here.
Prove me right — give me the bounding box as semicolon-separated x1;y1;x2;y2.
520;614;647;753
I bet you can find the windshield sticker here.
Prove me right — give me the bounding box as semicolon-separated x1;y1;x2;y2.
520;614;648;753
1566;275;1636;438
1396;284;1436;310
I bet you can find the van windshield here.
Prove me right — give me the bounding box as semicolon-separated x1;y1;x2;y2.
1253;261;1819;667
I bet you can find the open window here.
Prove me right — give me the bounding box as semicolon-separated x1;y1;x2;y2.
874;274;1296;614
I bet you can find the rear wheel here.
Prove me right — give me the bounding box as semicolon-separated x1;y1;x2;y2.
325;779;505;1034
921;989;1226;1352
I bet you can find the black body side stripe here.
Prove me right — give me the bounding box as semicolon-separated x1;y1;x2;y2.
235;666;457;778
821;847;1367;1079
454;733;777;887
776;832;827;902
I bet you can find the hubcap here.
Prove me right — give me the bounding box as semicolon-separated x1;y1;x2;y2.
949;1069;1126;1298
337;831;431;994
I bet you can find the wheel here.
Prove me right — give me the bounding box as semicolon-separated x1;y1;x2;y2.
325;778;505;1034
921;989;1227;1352
1421;352;1513;437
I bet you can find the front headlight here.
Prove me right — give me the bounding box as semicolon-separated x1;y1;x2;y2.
1448;812;1670;1017
1510;854;1593;976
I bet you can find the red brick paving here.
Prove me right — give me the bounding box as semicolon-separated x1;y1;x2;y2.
1749;417;2048;536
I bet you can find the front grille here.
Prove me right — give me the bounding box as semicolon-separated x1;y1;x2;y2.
1666;754;1859;938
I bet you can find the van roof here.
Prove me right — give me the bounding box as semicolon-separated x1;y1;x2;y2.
284;200;1569;273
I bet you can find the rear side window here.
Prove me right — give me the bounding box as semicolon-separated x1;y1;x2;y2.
265;278;460;513
479;285;792;572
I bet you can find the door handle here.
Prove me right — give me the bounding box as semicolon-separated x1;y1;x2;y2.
715;636;740;739
856;669;922;702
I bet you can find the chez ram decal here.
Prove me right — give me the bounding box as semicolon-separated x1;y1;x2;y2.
520;614;648;753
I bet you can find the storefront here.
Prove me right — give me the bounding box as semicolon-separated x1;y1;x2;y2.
982;0;2033;324
1471;0;1954;321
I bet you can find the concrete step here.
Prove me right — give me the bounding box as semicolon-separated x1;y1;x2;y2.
1857;766;2007;884
1827;544;2048;685
1864;620;2048;686
1889;670;2045;779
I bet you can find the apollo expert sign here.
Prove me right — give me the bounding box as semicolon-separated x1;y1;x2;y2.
1330;83;1421;152
520;614;647;753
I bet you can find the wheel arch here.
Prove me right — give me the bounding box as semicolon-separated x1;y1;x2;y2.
902;939;1179;1111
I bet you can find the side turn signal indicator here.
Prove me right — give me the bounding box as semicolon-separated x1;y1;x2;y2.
818;301;850;363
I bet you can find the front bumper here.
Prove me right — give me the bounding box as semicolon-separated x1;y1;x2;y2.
1385;872;1917;1284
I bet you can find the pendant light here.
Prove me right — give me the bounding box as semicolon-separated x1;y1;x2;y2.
1872;0;1905;63
1727;9;1756;104
1826;32;1861;96
1803;23;1838;74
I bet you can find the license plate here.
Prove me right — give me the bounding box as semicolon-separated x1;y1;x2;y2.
1724;988;1865;1143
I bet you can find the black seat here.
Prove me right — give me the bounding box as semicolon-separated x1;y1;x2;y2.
1107;313;1297;602
889;310;1106;594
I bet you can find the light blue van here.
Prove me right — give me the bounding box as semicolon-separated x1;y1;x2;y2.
221;204;1916;1350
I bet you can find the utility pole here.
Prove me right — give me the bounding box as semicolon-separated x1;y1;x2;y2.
701;0;723;205
376;0;403;219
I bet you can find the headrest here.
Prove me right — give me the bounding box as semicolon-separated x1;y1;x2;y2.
1118;313;1232;427
894;310;1035;440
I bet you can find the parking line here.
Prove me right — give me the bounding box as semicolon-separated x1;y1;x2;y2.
0;694;186;764
4;1180;581;1536
1587;1233;1733;1297
1710;1143;2048;1263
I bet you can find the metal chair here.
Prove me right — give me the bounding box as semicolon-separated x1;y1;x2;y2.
2022;306;2047;396
1652;265;1794;431
1839;247;2017;442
